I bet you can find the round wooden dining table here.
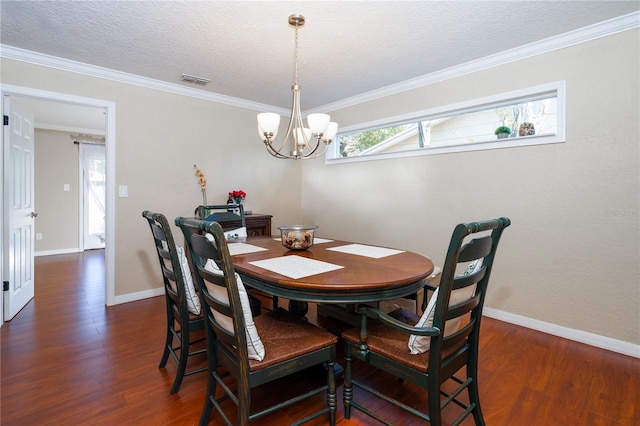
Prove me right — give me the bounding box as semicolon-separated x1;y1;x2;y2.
229;236;434;309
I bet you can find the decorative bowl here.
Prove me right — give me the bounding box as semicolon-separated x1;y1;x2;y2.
279;225;318;250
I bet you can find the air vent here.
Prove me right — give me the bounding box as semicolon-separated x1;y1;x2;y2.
181;74;210;86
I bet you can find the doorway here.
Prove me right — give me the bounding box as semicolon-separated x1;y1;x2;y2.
1;85;116;323
79;141;106;250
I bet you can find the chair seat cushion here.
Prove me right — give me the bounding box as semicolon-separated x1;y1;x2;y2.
342;309;430;372
187;310;204;322
342;308;465;373
250;308;338;371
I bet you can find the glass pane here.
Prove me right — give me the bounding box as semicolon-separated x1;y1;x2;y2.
338;124;418;157
332;85;559;160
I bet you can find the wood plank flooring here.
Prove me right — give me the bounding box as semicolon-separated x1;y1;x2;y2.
1;250;638;425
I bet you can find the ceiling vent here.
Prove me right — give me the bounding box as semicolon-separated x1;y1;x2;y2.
181;74;210;86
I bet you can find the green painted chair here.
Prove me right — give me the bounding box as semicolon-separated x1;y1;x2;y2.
342;217;511;425
142;210;206;394
176;217;338;426
196;203;276;312
195;204;245;228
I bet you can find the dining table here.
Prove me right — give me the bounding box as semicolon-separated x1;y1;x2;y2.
227;235;435;321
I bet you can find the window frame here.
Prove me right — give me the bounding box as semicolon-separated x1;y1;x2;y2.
326;81;566;164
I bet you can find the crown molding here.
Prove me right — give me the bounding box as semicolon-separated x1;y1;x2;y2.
0;44;289;115
311;11;640;114
1;11;637;115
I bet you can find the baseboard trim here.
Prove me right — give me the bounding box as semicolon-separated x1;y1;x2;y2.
483;307;640;358
106;289;640;358
35;248;83;257
112;287;164;306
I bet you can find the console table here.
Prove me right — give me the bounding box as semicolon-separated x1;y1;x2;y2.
213;213;272;236
244;213;272;236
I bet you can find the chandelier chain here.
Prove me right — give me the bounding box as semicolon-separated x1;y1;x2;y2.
293;22;299;85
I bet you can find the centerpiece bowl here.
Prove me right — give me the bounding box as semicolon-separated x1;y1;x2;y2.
279;225;318;250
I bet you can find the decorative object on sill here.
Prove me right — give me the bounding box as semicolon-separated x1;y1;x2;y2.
193;164;207;206
228;190;246;215
257;14;338;160
519;122;535;136
494;126;511;139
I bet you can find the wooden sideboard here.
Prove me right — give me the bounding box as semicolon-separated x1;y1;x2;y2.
198;208;272;236
209;213;272;236
244;213;272;236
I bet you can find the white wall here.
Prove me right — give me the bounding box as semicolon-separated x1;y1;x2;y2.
302;30;639;346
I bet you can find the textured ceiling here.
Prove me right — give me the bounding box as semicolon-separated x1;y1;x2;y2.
1;1;639;113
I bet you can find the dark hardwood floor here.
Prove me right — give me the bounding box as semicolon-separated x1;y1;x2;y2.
1;250;638;425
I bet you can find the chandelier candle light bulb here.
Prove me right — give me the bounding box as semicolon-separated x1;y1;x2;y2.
257;14;338;160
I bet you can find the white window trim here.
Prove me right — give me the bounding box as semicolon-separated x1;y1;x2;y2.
326;81;566;165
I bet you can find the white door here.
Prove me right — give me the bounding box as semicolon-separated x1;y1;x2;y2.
2;96;36;320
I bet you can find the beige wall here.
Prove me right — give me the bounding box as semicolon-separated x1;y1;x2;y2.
1;29;638;346
1;58;303;298
33;129;80;252
303;30;640;345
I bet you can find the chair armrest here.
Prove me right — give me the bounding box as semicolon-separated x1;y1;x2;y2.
357;305;441;337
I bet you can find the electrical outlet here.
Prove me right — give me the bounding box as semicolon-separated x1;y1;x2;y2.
36;233;43;240
64;184;70;192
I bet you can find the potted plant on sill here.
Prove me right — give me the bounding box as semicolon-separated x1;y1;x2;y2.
494;126;511;139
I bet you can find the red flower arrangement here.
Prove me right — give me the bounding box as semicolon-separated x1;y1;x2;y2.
229;190;246;204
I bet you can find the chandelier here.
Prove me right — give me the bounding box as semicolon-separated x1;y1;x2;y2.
257;14;338;160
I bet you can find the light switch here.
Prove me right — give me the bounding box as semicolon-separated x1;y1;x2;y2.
118;185;128;197
64;184;70;192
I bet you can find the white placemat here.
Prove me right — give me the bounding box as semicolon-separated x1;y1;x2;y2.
326;243;404;259
249;255;344;279
228;243;269;256
313;237;334;244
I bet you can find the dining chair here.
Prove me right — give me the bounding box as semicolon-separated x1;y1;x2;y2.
142;210;207;394
196;203;277;312
195;204;245;229
175;217;338;426
342;217;511;425
395;266;441;315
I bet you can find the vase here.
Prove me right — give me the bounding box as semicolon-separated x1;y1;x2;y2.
232;199;243;215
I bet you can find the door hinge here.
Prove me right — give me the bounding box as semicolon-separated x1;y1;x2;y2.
3;281;8;291
3;115;8;126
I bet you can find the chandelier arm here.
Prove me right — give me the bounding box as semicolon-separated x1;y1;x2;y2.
303;136;329;158
286;86;302;158
305;140;321;157
266;145;290;159
265;137;291;158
